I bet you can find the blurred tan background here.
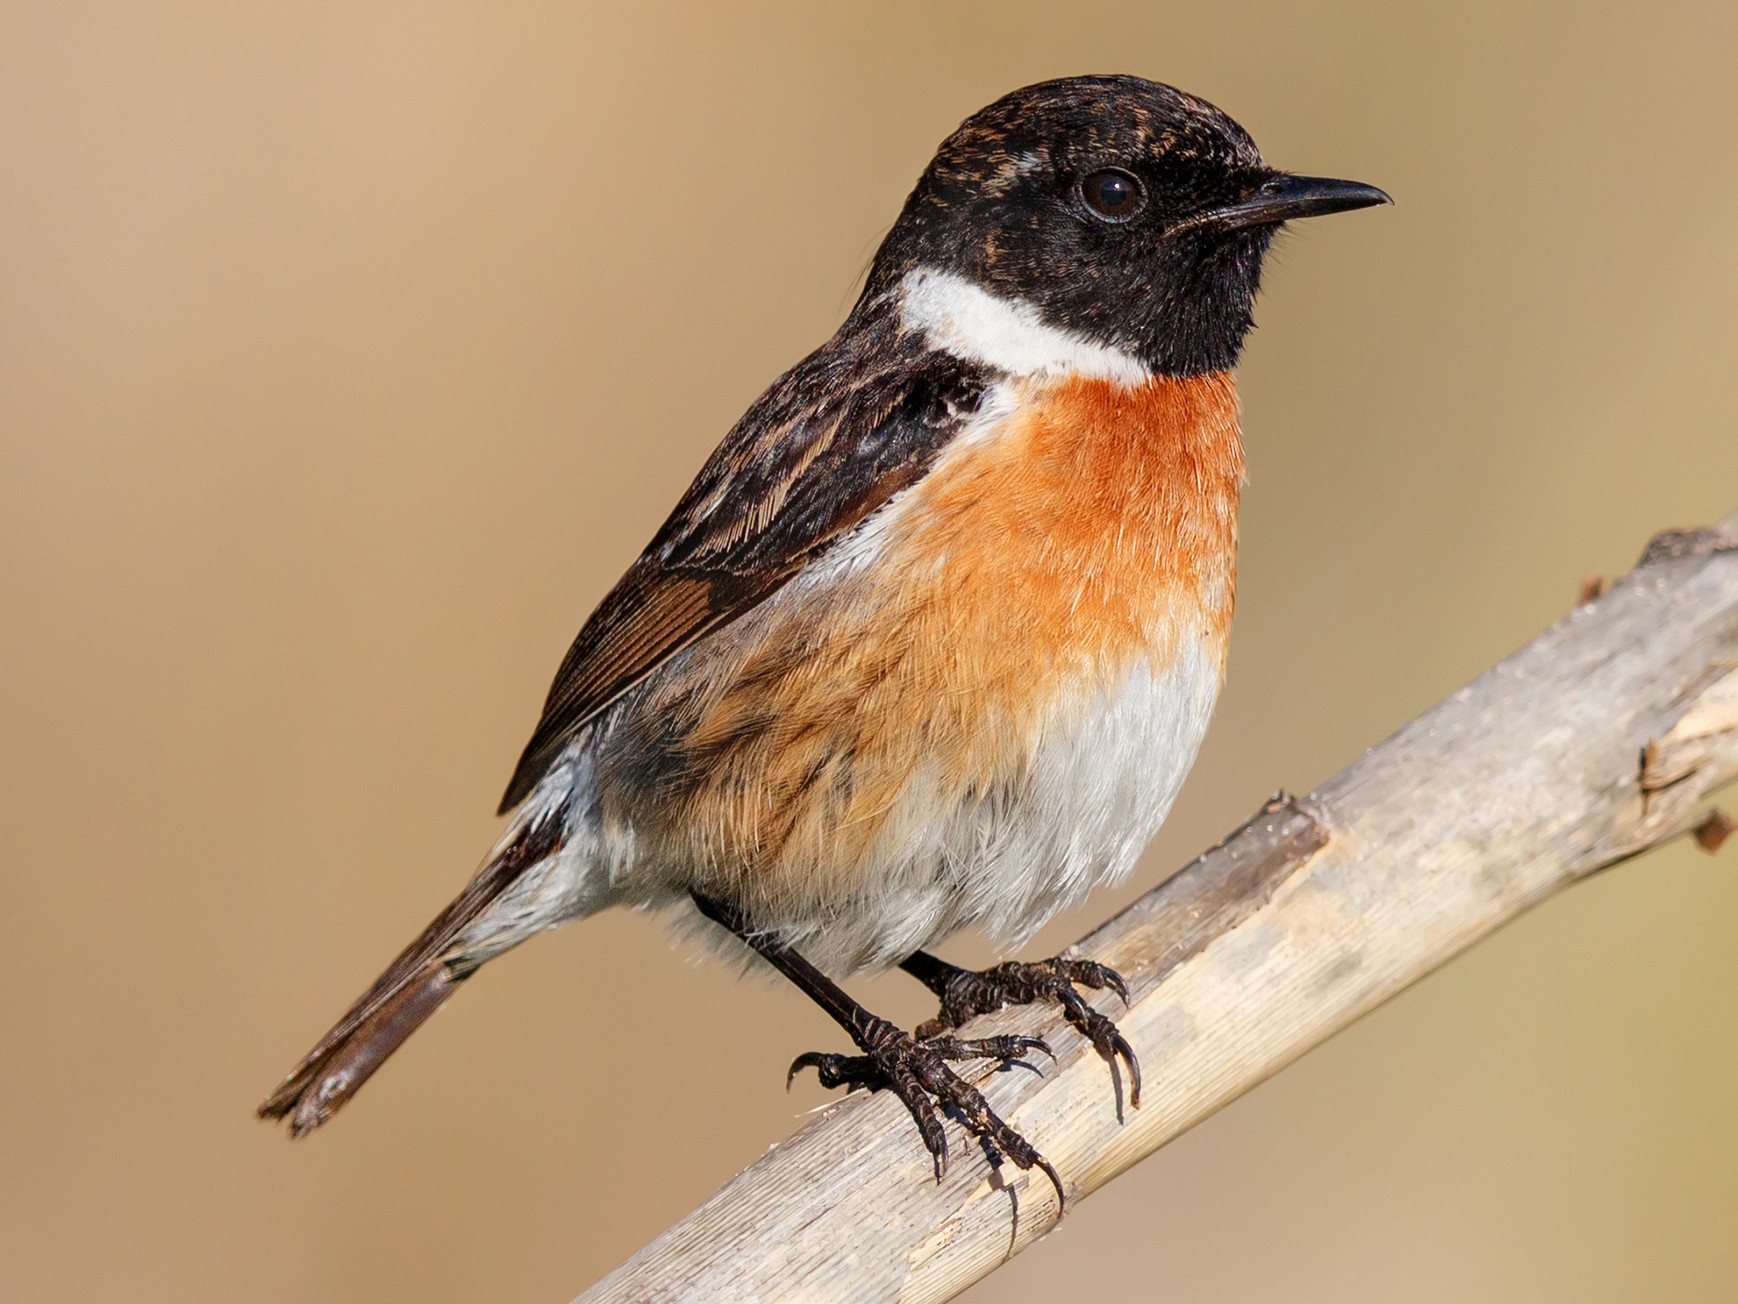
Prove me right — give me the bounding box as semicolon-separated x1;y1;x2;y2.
3;2;1736;1300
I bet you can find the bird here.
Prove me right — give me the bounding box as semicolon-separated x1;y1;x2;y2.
258;74;1388;1206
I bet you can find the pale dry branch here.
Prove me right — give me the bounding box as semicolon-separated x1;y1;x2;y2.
580;508;1738;1304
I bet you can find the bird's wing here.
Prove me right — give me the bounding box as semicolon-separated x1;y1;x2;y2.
498;335;989;812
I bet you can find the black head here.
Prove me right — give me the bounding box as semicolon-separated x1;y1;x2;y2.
865;75;1389;377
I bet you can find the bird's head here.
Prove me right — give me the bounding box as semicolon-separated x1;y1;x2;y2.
869;75;1390;379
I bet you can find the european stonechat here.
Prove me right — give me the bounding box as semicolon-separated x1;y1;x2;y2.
260;74;1388;1205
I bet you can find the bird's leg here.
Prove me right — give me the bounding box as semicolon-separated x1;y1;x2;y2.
900;950;1142;1108
690;893;1065;1208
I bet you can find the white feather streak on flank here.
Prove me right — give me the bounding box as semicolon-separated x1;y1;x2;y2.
898;267;1150;387
450;752;631;965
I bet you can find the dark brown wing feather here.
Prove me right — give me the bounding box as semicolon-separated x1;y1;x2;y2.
498;321;990;812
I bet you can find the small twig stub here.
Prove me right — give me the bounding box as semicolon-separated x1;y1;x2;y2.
1693;808;1735;854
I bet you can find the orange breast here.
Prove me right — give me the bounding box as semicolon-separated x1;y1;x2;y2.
661;370;1245;913
886;368;1244;684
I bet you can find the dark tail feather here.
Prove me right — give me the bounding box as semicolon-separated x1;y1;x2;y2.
258;961;462;1135
257;811;564;1135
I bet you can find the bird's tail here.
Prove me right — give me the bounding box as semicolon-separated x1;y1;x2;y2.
257;812;564;1136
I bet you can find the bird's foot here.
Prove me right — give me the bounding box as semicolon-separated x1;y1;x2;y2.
788;1019;1065;1208
916;956;1141;1108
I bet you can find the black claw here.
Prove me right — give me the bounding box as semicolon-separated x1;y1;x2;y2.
1035;1155;1067;1212
925;1113;949;1181
1052;956;1130;1006
787;1050;837;1089
1099;966;1131;1005
788;1025;1061;1202
1082;1022;1142;1108
908;953;1141;1115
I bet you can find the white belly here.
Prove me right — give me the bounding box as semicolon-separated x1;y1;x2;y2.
759;619;1227;974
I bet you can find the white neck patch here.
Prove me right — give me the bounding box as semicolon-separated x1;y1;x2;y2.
898;267;1150;387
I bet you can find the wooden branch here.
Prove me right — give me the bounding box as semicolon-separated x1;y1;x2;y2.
580;508;1738;1304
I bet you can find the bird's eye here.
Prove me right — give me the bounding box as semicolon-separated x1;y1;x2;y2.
1079;168;1145;221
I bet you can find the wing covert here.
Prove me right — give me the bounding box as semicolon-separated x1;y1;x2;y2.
498;331;990;812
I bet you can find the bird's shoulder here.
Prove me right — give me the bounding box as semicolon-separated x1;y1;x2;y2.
498;312;994;811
